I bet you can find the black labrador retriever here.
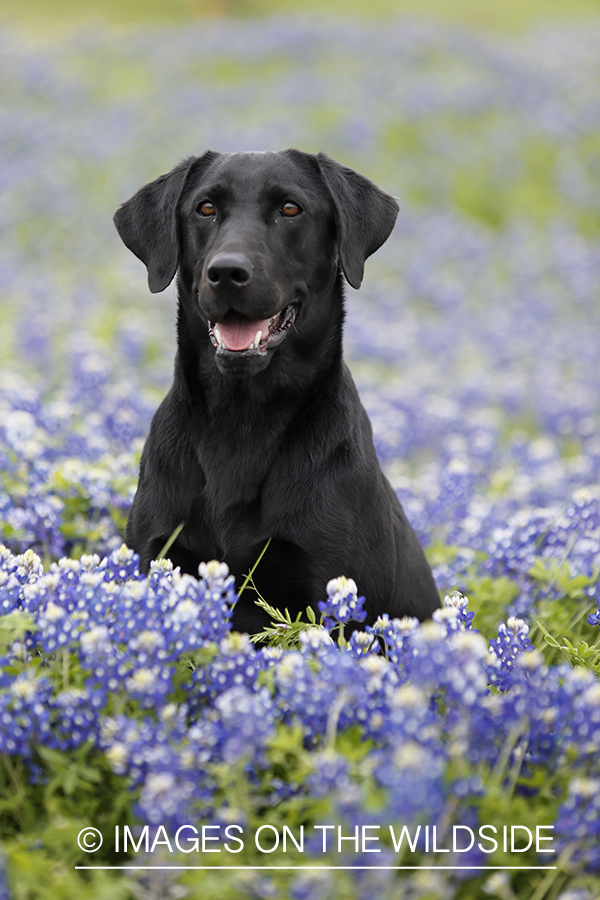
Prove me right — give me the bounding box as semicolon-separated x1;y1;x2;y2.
114;149;440;632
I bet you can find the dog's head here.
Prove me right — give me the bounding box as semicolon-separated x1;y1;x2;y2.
114;150;399;376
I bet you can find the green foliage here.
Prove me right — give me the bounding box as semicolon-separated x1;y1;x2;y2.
0;456;137;565
428;548;600;673
250;597;320;647
3;0;600;34
155;522;186;561
0;590;597;900
527;559;600;670
445;568;520;641
0;612;38;652
0;3;599;897
536;621;600;675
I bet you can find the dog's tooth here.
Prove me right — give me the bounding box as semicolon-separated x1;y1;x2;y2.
252;330;262;349
214;326;224;348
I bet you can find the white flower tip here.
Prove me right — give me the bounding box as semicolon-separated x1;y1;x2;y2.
326;575;357;597
443;591;469;609
506;616;529;636
199;559;230;583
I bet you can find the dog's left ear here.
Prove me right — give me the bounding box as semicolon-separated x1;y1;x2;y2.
114;151;219;293
315;153;399;290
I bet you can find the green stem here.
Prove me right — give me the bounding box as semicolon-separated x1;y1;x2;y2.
1;753;20;795
62;648;69;691
491;719;528;789
529;845;574;900
325;691;349;750
156;521;185;560
505;733;527;799
568;602;598;630
237;538;271;599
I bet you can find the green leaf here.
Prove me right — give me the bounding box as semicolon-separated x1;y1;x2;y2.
250;600;327;648
0;611;38;649
536;620;561;648
237;537;271;598
155;521;185;560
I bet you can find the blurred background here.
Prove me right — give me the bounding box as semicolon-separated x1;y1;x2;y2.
2;0;600;33
2;9;600;895
0;0;599;599
2;0;598;378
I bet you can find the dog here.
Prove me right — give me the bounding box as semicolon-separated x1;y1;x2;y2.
114;149;440;633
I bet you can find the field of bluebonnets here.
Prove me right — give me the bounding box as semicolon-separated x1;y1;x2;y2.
1;11;600;900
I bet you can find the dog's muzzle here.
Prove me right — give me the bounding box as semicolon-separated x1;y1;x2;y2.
208;304;298;359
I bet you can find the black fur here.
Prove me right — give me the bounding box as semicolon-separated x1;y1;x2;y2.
114;149;440;632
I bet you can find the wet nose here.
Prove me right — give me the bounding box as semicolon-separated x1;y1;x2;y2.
207;252;254;288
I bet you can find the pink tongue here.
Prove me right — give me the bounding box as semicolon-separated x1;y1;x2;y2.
217;316;269;351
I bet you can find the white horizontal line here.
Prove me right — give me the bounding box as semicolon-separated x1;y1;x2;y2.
75;865;557;871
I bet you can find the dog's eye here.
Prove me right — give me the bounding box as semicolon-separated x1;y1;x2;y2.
197;200;216;217
281;201;302;217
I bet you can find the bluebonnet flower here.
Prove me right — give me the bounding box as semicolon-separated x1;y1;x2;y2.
189;632;263;704
432;605;465;636
148;556;175;588
298;626;335;654
258;645;284;666
489;616;533;690
554;777;600;872
347;629;380;658
198;559;235;593
560;668;600;773
36;598;79;653
489;650;567;771
442;590;475;629
99;706;214;828
166;565;233;647
272;651;326;739
125;664;172;706
290;870;333;900
305;749;351;796
384;681;439;749
587;607;600;628
99;543;141;582
366;614;420;669
411;624;491;713
554;891;598;900
343;654;399;741
0;564;23;615
138;770;199;827
78;622;125;703
0;670;53;758
213;684;275;765
1;16;600;891
373;739;446;825
0;852;9;900
319;576;367;630
49;688;100;751
11;549;44;584
359;652;398;692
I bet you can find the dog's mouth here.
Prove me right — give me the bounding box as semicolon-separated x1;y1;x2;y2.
208;304;297;356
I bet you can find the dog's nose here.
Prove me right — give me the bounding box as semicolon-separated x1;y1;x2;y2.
207;252;254;288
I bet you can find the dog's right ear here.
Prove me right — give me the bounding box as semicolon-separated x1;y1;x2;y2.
315;153;399;290
114;152;219;293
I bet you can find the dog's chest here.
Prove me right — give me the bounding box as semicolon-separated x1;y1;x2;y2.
192;412;280;510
